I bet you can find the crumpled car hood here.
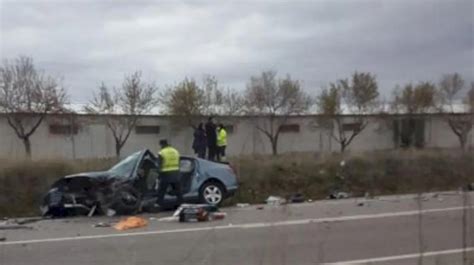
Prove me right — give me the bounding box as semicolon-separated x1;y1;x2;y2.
64;171;116;181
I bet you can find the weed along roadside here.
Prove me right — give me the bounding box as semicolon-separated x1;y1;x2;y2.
0;150;473;217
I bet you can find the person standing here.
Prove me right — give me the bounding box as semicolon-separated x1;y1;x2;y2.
156;139;182;208
205;117;217;161
192;123;207;159
216;123;227;162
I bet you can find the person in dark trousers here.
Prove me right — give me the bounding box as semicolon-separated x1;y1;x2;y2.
192;123;207;159
156;139;182;208
216;123;227;162
205;117;217;161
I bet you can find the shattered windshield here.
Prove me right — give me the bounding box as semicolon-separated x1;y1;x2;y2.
108;151;141;178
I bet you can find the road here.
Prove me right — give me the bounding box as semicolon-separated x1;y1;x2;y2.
0;192;473;265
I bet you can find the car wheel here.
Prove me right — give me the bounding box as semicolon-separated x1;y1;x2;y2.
199;182;225;205
109;186;141;215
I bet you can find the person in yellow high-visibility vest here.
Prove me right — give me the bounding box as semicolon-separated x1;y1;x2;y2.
216;124;227;162
156;139;182;208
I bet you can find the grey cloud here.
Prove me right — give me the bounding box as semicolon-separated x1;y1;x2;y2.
1;0;472;102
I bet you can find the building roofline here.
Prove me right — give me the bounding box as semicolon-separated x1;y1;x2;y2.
0;112;472;119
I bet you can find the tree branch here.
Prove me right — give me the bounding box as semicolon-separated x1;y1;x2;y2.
6;116;25;139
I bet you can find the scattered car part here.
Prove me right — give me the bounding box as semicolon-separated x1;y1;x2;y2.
288;193;305;203
328;191;350;200
93;222;111;228
266;196;286;206
114;216;148;231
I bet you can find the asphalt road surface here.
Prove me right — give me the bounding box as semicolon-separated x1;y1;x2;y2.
1;192;473;265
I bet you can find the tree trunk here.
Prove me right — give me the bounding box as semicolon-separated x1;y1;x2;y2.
459;134;467;151
340;143;346;153
23;137;32;159
115;141;122;158
271;138;278;155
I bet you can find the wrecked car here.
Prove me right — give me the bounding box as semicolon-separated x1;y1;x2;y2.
41;149;238;217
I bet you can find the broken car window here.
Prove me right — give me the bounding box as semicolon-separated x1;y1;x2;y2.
108;151;141;178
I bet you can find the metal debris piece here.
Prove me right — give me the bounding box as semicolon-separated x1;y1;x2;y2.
289;193;305;203
106;209;116;217
157;216;179;222
88;205;97;217
236;203;250;208
265;196;286;206
329;192;350;200
93;222;111;228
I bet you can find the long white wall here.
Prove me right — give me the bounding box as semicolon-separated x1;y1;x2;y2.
0;114;471;160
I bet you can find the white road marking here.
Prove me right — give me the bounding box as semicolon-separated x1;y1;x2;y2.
322;247;474;264
0;206;469;246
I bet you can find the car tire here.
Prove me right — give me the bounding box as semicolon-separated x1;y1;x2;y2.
199;181;225;206
108;186;141;215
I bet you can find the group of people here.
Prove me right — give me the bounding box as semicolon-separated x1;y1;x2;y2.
192;117;228;162
154;117;228;209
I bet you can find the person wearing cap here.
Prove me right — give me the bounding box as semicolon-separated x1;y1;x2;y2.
216;124;227;162
156;139;182;208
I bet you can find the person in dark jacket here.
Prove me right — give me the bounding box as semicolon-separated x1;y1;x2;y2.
205;117;217;161
192;123;207;158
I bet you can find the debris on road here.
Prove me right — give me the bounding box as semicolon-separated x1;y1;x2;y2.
266;196;286;206
106;209;116;217
0;237;5;242
172;204;226;223
236;203;250;208
432;193;444;202
256;206;264;210
113;216;148;231
87;205;97;217
328;191;350;200
288;193;305;203
210;212;227;220
93;222;111;228
157;216;179;222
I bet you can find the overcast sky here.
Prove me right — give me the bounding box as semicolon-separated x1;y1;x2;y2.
1;0;473;103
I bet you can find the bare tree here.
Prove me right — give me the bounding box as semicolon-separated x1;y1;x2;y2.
85;71;157;157
162;76;244;128
391;82;436;148
162;78;206;128
0;56;68;158
392;82;436;114
221;88;245;116
317;72;379;153
244;71;312;155
437;73;473;150
202;75;244;116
